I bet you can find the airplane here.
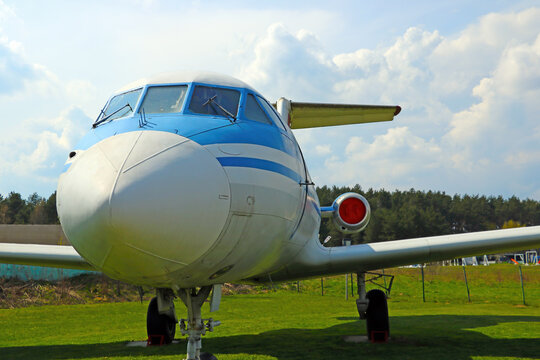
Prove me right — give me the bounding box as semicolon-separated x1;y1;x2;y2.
1;71;540;360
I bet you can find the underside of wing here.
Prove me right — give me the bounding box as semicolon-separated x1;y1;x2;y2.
0;243;94;270
290;102;401;129
267;226;540;282
0;225;94;271
274;98;401;130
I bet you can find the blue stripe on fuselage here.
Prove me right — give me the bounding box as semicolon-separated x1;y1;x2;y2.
74;116;298;158
310;198;321;217
191;120;298;158
217;157;302;183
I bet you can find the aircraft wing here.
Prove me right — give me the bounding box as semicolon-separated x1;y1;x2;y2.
0;225;94;270
268;226;540;281
285;101;401;129
0;243;94;270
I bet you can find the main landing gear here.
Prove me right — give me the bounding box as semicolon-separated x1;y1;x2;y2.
146;286;221;360
355;271;394;342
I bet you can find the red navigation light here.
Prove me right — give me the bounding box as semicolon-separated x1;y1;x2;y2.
339;197;367;225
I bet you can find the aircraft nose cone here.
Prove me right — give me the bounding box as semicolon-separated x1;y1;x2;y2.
57;131;231;283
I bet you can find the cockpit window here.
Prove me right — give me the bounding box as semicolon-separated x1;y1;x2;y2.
245;94;272;125
189;86;240;118
139;85;188;114
257;95;287;131
100;88;142;123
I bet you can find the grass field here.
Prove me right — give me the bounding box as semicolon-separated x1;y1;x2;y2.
0;265;538;360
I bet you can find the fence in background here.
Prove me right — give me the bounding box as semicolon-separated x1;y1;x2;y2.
295;264;536;306
0;264;96;281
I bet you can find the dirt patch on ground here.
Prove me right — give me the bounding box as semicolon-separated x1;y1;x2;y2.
0;275;262;308
0;274;152;308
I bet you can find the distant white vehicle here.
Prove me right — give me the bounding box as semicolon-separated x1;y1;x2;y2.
462;257;478;266
2;72;540;359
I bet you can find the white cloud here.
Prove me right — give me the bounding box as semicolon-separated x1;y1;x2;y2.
332;27;444;109
444;33;540;171
0;35;38;95
429;8;540;95
0;7;99;197
0;8;60;100
1;4;540;200
315;144;331;155
240;8;540;198
238;23;335;101
322;127;443;188
0;0;14;22
505;151;540;167
0;107;90;191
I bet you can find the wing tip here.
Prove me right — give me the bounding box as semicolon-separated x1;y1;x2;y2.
394;106;402;116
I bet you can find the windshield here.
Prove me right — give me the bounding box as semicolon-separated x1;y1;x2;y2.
100;88;142;122
188;85;240;118
258;95;287;130
245;94;272;125
139;85;188;114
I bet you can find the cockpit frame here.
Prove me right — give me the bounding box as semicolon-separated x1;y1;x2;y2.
94;81;290;133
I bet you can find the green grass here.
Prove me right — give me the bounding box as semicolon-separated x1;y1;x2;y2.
0;265;538;359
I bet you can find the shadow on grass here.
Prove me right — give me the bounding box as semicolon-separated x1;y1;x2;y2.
2;315;539;360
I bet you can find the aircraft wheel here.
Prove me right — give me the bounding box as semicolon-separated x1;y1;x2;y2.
365;289;389;342
147;296;176;344
200;352;218;360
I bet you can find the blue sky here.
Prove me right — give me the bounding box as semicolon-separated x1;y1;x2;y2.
1;1;539;200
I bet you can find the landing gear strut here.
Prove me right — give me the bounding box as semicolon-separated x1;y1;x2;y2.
145;286;221;359
355;271;393;342
178;286;220;360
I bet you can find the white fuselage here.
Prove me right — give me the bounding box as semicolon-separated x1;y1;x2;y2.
57;72;321;288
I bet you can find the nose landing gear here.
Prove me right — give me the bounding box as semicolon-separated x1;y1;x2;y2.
178;286;220;360
145;286;221;360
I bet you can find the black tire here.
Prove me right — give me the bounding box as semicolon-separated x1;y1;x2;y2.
365;289;389;342
146;296;176;344
200;353;218;360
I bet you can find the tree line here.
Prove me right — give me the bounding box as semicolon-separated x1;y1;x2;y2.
317;185;540;247
1;187;539;247
0;192;59;224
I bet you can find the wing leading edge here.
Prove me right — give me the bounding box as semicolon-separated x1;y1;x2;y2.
266;226;540;282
